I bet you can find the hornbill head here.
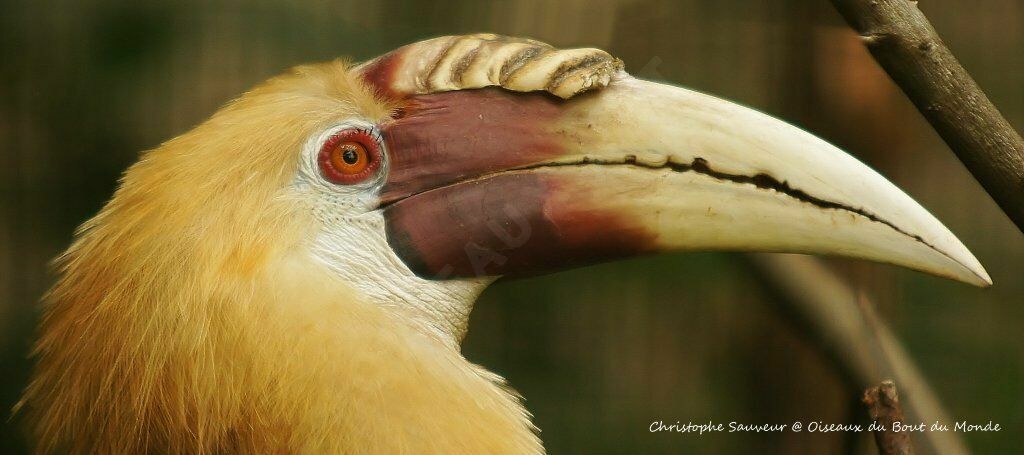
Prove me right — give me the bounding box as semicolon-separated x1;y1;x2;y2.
312;34;988;339
23;33;990;453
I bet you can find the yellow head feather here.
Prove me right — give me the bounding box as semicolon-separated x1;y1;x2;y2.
20;61;541;454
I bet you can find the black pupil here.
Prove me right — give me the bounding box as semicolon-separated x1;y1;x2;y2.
341;147;360;165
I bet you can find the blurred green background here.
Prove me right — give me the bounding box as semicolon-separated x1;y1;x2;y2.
2;0;1022;453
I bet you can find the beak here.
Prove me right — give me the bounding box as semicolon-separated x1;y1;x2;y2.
378;75;990;287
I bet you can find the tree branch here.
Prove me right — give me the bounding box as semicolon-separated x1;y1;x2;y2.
864;380;915;455
744;254;968;455
830;0;1024;234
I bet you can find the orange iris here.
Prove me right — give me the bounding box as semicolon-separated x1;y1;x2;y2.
329;141;370;176
318;129;381;185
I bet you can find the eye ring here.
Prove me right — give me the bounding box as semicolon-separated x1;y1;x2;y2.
318;128;382;185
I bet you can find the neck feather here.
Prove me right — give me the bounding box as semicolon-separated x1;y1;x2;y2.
22;187;540;453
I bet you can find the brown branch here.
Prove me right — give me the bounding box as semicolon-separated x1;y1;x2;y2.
864;380;915;455
830;0;1024;234
744;254;968;455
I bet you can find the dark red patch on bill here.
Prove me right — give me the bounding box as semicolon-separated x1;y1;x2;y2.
378;88;565;205
359;50;404;100
383;172;658;278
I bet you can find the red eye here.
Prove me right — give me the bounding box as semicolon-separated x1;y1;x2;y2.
318;129;382;184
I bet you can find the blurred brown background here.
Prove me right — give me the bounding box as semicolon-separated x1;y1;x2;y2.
2;0;1022;453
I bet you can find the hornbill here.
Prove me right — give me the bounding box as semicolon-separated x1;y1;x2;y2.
20;34;990;453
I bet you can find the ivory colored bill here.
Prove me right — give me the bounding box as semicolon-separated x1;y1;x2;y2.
362;35;989;287
380;78;989;286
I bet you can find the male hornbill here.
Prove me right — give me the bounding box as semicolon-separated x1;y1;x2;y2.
20;34;989;453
